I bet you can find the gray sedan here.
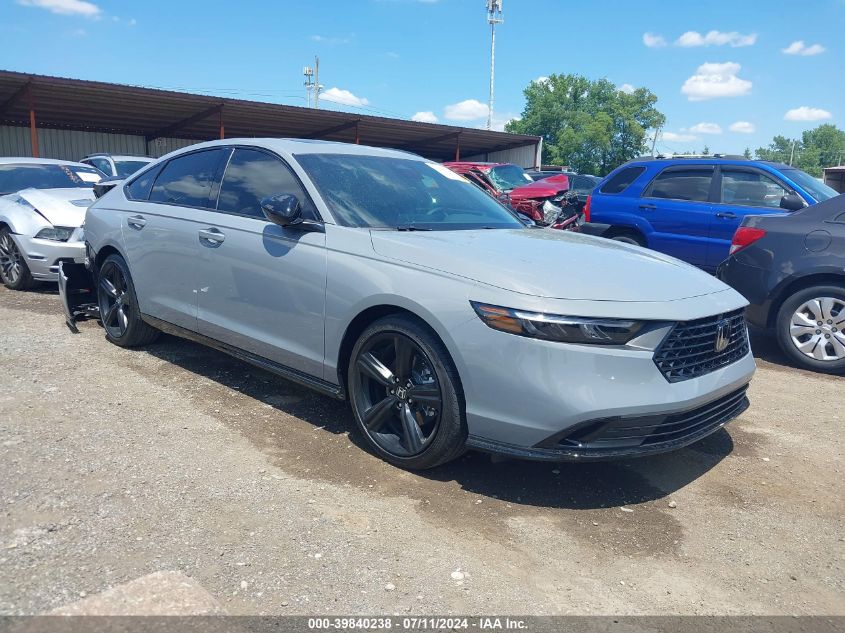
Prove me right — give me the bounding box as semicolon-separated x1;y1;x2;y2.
80;139;756;469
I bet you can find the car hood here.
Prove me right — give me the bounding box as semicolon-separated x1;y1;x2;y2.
370;228;730;302
508;175;569;201
13;188;95;227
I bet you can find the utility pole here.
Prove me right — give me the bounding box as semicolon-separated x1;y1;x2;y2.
314;56;321;109
486;0;503;131
789;140;796;166
303;65;314;108
651;127;661;157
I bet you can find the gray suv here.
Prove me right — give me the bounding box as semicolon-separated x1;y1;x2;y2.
79;139;756;469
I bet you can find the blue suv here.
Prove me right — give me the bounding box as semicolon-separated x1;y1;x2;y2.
588;156;839;272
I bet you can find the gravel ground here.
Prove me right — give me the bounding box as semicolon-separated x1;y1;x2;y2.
0;285;842;615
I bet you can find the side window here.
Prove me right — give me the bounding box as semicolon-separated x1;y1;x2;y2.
600;166;645;194
216;148;316;219
644;168;713;202
92;158;113;176
149;149;226;208
126;163;163;201
720;169;788;208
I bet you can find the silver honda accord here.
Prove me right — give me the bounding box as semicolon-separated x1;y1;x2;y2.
78;138;755;469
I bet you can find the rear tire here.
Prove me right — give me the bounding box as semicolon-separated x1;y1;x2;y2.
0;228;36;290
775;284;845;374
607;228;646;247
96;253;159;347
347;315;466;470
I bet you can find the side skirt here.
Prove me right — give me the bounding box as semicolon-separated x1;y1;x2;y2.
141;314;346;401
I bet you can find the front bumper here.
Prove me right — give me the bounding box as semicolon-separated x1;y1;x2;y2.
15;234;86;282
451;311;756;459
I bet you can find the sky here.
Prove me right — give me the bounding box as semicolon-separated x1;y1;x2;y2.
0;0;842;156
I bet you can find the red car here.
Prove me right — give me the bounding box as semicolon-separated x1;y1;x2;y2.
442;161;577;228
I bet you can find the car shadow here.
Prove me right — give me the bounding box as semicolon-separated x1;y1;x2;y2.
138;333;735;511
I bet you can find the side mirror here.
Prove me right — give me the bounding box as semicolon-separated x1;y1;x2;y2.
261;194;302;227
780;193;806;212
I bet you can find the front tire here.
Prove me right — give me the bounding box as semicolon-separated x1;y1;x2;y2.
0;228;36;290
607;228;646;247
348;315;466;470
775;285;845;374
96;254;159;347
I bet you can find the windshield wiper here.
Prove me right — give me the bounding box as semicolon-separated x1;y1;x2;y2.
395;224;433;232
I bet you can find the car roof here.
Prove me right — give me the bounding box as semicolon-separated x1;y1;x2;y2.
82;154;154;161
158;138;424;162
0;157;95;168
621;156;792;171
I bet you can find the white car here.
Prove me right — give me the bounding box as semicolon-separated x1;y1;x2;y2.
0;157;101;290
79;153;154;178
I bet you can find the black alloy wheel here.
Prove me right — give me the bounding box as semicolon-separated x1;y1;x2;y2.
95;254;159;347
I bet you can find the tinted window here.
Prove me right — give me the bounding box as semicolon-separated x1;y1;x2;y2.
0;163;101;195
114;160;152;178
780;168;838;202
644;168;713;202
600;166;645;194
217;148;315;219
721;169;787;208
570;175;597;193
296;154;524;230
150;149;226;208
125;163;163;201
90;158;113;176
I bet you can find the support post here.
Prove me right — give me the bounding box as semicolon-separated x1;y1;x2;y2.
455;133;461;161
219;106;225;139
27;84;38;158
355;121;360;145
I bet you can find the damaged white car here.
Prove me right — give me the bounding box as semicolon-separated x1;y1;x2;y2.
0;158;101;290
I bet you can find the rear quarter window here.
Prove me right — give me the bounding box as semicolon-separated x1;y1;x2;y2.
600;166;646;194
125;163;163;201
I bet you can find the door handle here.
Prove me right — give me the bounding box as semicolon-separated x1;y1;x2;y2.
127;215;146;229
198;228;225;245
716;211;737;219
639;204;657;210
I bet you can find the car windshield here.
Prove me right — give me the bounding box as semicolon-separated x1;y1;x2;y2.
780;168;838;202
295;154;525;231
114;160;152;178
487;164;533;192
0;163;101;195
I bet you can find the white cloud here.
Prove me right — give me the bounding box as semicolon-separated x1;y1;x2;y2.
782;40;826;56
311;34;353;45
643;32;667;48
729;121;755;134
320;87;369;107
688;122;722;135
619;83;636;94
533;76;550;85
675;30;757;47
488;113;520;132
444;99;489;121
784;106;832;122
411;111;438;124
662;132;698;143
16;0;100;17
681;62;752;101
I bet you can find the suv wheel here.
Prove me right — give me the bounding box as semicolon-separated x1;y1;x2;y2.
0;228;36;290
348;315;466;470
96;254;160;347
776;285;845;374
607;229;645;247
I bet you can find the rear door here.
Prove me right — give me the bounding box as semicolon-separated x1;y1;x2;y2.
706;166;790;268
120;148;229;330
194;147;327;378
640;165;715;267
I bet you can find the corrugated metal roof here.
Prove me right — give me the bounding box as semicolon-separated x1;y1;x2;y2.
0;70;539;162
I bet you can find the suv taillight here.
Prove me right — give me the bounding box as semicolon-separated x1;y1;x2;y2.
729;227;766;255
583;194;591;222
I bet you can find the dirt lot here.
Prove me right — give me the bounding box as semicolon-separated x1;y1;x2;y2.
0;285;842;616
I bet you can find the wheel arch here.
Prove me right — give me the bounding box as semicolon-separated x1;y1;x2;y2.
91;242;126;273
768;270;845;328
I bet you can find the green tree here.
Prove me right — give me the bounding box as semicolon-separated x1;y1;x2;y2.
755;124;845;177
743;147;752;159
505;75;665;175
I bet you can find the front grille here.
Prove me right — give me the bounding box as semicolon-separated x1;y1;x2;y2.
551;385;749;453
654;308;749;383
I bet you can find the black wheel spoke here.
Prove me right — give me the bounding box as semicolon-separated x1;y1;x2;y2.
104;303;118;326
399;403;425;453
117;306;129;332
363;395;398;432
407;383;440;406
357;352;395;387
393;335;414;380
99;278;119;298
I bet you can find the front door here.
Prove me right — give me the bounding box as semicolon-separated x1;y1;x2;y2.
195;147;327;378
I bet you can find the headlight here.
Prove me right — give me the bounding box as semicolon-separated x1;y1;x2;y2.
35;227;74;242
471;302;645;345
541;200;561;225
